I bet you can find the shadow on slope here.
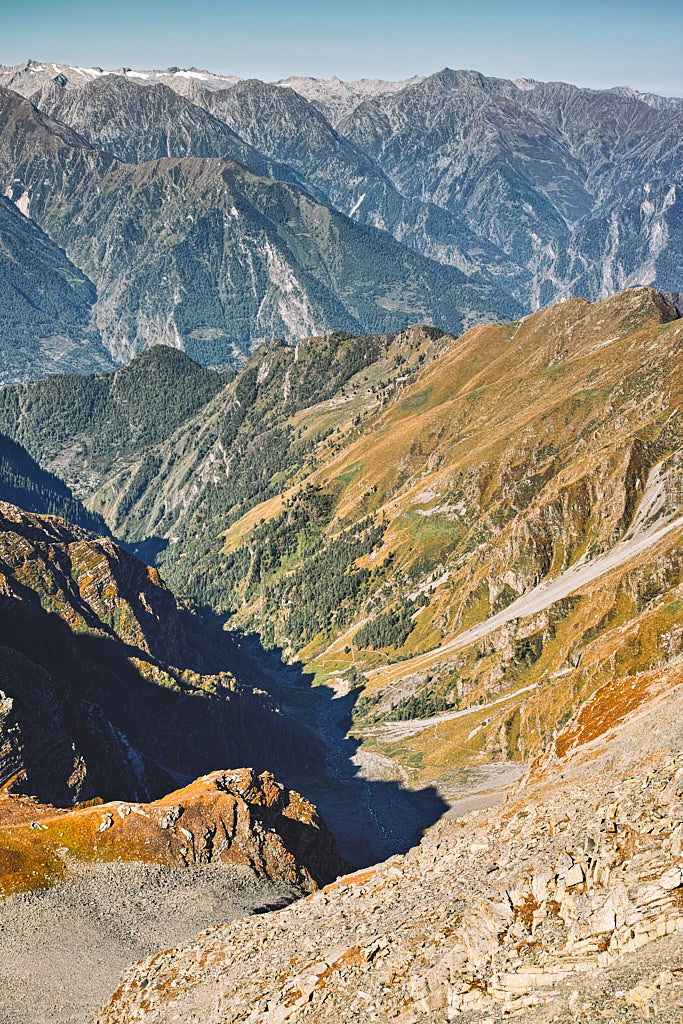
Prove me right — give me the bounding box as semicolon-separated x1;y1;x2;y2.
0;592;320;808
0;592;448;867
229;632;449;868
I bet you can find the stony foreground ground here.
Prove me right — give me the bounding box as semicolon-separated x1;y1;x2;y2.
94;666;683;1023
0;861;299;1024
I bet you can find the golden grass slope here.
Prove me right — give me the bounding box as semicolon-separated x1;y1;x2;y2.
223;288;682;789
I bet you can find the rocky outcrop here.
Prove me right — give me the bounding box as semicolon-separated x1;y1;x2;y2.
0;769;348;896
94;671;683;1024
0;692;21;791
0;501;322;806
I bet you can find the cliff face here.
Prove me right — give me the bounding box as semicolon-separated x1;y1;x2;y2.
0;501;321;807
0;769;348;896
0;500;349;898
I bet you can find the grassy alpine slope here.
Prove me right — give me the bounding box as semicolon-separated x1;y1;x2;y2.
85;286;683;1024
2;286;679;796
208;287;682;792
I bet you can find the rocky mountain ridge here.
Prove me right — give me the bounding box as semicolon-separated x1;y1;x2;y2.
31;74;301;178
3;60;680;119
0;84;515;374
2;61;680;319
0;768;346;897
337;69;682;308
0;61;243;98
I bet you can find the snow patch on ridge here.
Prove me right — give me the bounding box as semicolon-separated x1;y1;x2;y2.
173;70;211;81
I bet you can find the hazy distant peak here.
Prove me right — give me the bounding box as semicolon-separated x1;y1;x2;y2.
0;60;242;101
513;77;538;90
609;83;683;110
276;73;424;123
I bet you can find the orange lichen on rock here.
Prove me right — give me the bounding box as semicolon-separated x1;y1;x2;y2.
555;663;683;758
0;769;347;897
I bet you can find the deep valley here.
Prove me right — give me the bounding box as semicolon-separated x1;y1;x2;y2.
0;51;680;1024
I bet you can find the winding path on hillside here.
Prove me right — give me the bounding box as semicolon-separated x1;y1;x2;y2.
365;509;682;721
252;465;681;862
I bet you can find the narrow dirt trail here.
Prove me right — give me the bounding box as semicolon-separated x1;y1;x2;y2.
366;513;682;691
368;682;540;742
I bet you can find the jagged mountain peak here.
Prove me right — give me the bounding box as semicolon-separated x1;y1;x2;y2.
0;60;680;381
27;71;292;174
0;81;518;372
609;83;683;110
0;84;94;152
0;60;242;100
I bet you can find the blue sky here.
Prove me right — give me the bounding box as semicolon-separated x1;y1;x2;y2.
3;0;682;96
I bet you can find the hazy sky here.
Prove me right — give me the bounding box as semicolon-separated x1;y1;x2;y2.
3;0;682;96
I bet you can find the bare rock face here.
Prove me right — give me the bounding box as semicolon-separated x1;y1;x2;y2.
0;693;21;791
0;769;348;896
94;672;683;1024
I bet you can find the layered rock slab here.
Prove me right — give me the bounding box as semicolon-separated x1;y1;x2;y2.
94;668;683;1023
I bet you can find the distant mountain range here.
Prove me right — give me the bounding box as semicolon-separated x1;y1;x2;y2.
0;59;680;380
